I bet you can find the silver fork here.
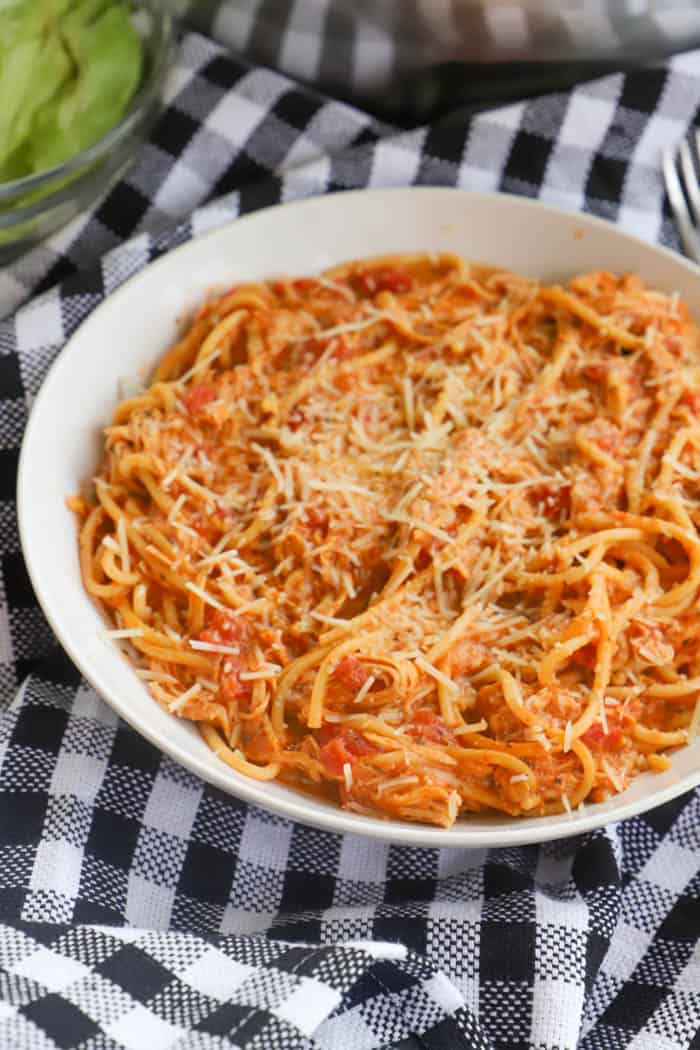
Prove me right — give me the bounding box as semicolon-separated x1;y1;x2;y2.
663;133;700;264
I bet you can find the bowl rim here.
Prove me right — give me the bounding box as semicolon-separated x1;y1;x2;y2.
0;0;173;203
17;186;700;847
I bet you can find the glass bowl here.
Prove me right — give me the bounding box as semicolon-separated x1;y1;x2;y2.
0;1;173;263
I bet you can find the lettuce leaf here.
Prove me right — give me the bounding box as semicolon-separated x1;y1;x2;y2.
0;25;72;167
0;0;143;183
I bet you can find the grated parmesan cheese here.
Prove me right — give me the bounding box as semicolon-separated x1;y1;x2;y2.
168;682;201;713
185;582;228;612
197;677;219;692
230;598;268;617
413;654;458;694
168;493;187;524
388;512;453;544
353;675;376;705
177;346;222;385
293;313;387;342
251;442;285;489
601;757;624;793
239;666;281;681
189;640;240;656
136;669;176;683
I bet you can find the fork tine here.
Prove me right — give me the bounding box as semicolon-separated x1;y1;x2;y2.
663;146;700;264
679;138;700;225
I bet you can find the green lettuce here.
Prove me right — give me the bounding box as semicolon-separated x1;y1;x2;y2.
0;0;143;184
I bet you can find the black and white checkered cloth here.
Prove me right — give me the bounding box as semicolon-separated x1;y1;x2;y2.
1;27;700;1050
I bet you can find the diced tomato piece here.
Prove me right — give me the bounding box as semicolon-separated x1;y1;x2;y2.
378;269;413;293
190;517;218;541
582;723;624;752
329;337;352;360
184;384;217;414
200;610;250;650
582;362;607;382
198;613;252;703
332;655;370;692
409;709;456;745
318;727;376;776
532;482;571;518
572;642;597;670
355;269;413;296
681;390;700;413
305;507;328;530
607;727;624;751
288;409;306;432
629;622;674;666
220;658;252;704
194;441;216;460
315;724;337;748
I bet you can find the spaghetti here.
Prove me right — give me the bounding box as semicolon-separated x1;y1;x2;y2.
70;254;700;828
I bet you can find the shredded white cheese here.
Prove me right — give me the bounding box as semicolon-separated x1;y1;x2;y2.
353;675;376;705
413;654;458;694
189;640;240;656
185;582;228;612
168;682;202;713
239;666;281;681
136;669;176;683
177;346;222;385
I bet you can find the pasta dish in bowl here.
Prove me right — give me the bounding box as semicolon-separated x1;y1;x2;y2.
18;188;700;845
68;250;700;829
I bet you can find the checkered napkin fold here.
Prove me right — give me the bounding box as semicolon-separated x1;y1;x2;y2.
1;28;700;1050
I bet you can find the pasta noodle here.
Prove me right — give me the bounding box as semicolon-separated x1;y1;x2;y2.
70;254;700;828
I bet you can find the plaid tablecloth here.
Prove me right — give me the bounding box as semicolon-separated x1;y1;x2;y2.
0;27;699;1050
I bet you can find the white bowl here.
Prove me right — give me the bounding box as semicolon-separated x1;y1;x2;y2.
18;188;700;847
